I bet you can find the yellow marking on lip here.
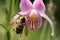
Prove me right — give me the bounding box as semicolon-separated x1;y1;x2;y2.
29;14;37;29
30;15;37;21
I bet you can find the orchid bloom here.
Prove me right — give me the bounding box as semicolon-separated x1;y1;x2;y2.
9;0;54;36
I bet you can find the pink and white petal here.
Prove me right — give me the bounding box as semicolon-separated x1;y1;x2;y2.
9;12;21;25
33;0;45;12
20;0;33;12
39;12;54;36
19;11;27;15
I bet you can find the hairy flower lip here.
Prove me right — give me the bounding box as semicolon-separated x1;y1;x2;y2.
25;9;42;30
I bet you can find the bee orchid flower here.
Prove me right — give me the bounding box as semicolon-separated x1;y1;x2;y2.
9;0;54;36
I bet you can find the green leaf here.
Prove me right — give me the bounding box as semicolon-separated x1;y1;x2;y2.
8;0;15;23
0;24;8;31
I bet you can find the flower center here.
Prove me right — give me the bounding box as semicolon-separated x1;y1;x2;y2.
30;15;37;20
29;9;38;21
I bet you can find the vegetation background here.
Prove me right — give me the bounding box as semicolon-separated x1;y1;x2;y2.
0;0;60;40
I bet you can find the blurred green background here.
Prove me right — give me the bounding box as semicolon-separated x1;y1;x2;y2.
0;0;60;40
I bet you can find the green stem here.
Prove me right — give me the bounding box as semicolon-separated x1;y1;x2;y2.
0;24;10;40
6;30;10;40
8;0;15;23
